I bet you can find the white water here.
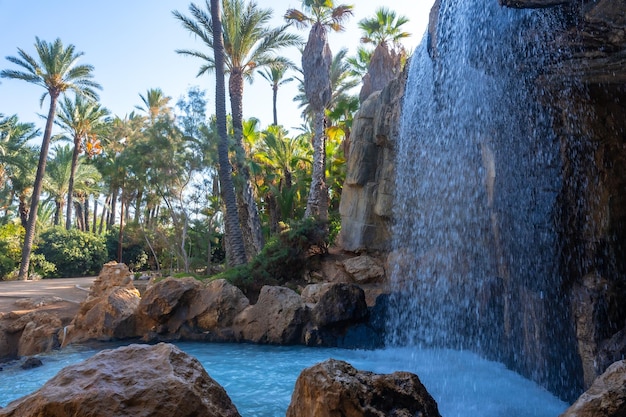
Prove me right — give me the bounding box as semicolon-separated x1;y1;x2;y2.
0;343;567;416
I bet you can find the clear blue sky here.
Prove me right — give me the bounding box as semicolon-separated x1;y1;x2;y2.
0;0;433;136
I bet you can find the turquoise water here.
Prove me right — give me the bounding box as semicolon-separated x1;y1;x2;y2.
0;343;568;416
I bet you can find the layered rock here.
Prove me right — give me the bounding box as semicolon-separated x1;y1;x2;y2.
286;359;441;417
560;360;626;417
0;343;241;417
338;70;406;252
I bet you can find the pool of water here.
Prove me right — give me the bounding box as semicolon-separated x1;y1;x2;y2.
0;343;569;416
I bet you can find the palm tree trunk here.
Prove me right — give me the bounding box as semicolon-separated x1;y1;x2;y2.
212;0;246;266
109;187;118;229
229;71;264;257
272;84;278;126
18;94;58;280
65;136;80;229
92;198;98;234
304;110;329;221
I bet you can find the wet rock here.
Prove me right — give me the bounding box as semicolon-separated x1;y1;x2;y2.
20;357;42;370
0;343;241;417
286;359;441;417
233;286;307;344
311;283;368;327
560;360;626;417
304;283;369;346
13;312;62;356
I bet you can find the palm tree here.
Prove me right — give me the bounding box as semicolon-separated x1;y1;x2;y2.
285;0;353;220
357;7;410;101
136;88;172;125
357;7;410;46
258;61;295;126
55;95;109;229
210;0;247;265
0;114;39;225
1;37;101;279
175;0;301;257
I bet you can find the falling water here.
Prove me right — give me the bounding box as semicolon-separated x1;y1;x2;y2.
387;0;583;400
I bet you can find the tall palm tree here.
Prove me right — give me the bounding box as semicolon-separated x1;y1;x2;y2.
55;95;109;229
210;0;247;265
257;61;295;126
285;0;353;220
1;37;101;279
174;0;301;257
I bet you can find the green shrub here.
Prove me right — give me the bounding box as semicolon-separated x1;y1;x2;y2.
36;227;107;277
0;223;24;279
219;217;328;299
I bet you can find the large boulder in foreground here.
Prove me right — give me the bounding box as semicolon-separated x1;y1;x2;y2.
560;359;626;417
286;359;441;417
0;343;241;417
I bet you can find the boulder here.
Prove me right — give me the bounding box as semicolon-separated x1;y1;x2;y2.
89;262;135;297
11;311;63;356
20;357;43;370
0;343;241;417
311;283;368;327
301;283;334;304
64;287;140;345
286;359;441;417
304;283;370;347
560;360;626;417
195;279;250;334
342;255;385;284
233;285;307;344
136;277;201;336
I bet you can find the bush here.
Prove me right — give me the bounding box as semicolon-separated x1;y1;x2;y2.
219;217;328;299
0;223;24;279
36;227;107;277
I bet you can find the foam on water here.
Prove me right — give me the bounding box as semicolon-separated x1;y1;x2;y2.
0;343;567;416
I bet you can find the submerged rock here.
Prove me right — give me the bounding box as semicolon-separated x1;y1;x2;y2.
286;358;441;417
0;343;241;417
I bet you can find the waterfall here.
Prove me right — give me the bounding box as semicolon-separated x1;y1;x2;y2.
387;0;583;401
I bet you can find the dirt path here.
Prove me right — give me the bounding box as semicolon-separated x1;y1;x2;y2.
0;277;96;314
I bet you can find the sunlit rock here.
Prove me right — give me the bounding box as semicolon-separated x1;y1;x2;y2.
286;359;441;417
0;343;241;417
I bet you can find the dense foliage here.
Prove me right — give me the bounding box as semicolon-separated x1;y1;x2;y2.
36;227;108;277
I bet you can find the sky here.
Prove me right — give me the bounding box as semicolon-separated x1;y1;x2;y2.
0;0;434;137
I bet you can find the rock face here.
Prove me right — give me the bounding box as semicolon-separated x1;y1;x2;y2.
63;263;140;345
286;359;441;417
0;343;241;417
560;360;626;417
338;69;406;252
136;277;250;341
